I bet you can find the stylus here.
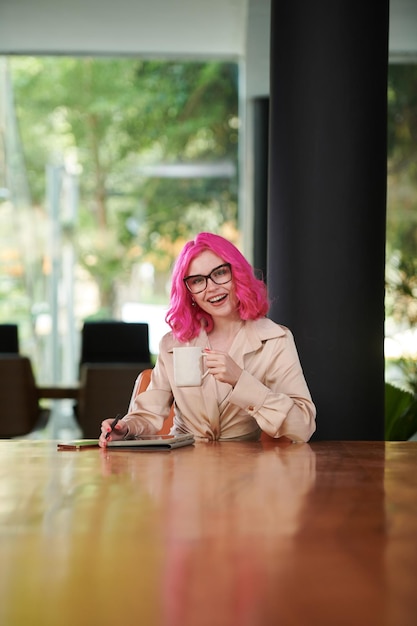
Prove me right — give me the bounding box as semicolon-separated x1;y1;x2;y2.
105;414;122;440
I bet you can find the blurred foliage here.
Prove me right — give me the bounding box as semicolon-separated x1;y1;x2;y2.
385;382;417;441
385;251;417;325
386;64;417;272
8;56;239;310
392;357;417;397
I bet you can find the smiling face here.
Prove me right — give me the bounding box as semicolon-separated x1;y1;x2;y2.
186;250;240;322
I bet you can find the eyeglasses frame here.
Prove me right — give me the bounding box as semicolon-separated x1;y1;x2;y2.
183;263;232;294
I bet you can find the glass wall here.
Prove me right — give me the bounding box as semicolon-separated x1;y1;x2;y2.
0;56;240;383
385;63;417;395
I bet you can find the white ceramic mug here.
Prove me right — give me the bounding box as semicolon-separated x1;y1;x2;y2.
173;346;205;387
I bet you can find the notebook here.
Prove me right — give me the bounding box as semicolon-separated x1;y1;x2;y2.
107;433;195;450
57;439;99;450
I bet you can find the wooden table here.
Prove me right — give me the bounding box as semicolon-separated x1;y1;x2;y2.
0;440;416;626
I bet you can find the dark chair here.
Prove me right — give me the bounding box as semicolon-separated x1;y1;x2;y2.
0;355;49;438
75;321;153;437
76;362;151;438
80;320;151;366
0;324;19;353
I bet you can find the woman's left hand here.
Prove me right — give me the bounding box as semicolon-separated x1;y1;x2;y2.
203;349;242;387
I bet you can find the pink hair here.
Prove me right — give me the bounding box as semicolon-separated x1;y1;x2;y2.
165;232;269;342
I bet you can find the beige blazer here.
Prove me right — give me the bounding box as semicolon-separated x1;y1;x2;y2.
124;318;316;442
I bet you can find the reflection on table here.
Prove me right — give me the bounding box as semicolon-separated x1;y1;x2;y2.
0;440;416;626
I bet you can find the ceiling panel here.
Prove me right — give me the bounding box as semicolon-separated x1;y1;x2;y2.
0;0;247;58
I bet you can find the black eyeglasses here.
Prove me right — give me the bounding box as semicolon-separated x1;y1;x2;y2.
183;263;232;294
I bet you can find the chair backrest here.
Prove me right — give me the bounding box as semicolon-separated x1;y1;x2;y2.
0;324;19;353
76;363;152;438
128;368;153;411
128;368;174;435
0;355;41;437
80;320;151;366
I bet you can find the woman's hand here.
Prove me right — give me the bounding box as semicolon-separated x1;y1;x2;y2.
99;417;129;447
203;349;242;387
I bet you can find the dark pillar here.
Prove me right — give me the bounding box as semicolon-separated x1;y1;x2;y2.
267;1;389;440
252;97;269;280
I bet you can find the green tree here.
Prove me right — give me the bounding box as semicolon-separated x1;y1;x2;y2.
386;65;417;328
387;65;417;255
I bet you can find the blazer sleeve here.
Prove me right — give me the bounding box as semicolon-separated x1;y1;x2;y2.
228;329;316;442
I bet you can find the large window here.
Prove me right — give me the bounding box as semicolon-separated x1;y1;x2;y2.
385;63;417;395
0;56;240;382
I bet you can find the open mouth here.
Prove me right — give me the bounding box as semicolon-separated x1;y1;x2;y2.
208;294;227;304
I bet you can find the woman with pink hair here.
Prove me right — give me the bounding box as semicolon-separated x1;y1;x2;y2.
100;232;316;444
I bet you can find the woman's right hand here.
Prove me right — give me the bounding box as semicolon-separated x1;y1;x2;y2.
99;417;129;447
